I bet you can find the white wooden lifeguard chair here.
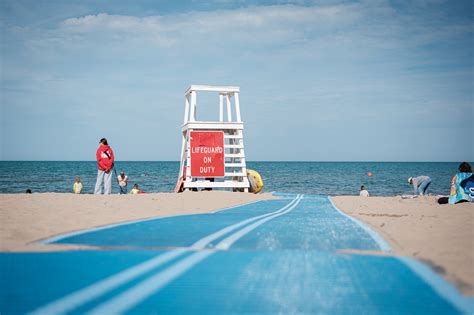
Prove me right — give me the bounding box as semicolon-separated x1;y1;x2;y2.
176;85;250;192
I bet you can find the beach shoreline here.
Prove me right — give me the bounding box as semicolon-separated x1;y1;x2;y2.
1;192;472;296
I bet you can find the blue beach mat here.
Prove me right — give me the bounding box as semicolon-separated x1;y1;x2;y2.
1;194;472;314
49;197;381;251
0;250;468;314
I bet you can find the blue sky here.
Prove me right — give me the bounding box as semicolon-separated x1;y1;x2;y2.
1;0;472;161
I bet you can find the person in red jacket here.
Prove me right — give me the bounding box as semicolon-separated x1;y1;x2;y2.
94;138;115;194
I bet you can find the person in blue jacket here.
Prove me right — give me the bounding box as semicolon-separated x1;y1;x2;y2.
408;176;431;196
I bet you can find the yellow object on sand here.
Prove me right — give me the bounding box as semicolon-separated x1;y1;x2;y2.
73;182;82;194
129;188;139;194
247;169;263;193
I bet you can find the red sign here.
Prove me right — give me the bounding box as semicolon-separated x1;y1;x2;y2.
190;131;225;177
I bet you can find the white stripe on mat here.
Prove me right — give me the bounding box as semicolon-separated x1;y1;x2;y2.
327;196;391;252
398;257;474;314
41;200;267;245
192;195;300;249
30;196;300;315
89;195;304;315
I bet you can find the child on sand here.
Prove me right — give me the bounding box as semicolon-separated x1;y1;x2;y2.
73;176;83;194
117;171;128;194
359;185;369;197
129;184;144;194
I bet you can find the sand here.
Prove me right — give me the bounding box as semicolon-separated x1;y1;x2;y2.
0;191;276;252
332;196;474;296
1;192;473;296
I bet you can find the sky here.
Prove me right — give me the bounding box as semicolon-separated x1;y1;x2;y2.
1;0;473;161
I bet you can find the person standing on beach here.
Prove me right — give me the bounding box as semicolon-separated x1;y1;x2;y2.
408;176;431;196
117;171;128;194
94;138;114;194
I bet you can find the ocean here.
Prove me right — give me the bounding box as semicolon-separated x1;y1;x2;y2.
0;161;466;196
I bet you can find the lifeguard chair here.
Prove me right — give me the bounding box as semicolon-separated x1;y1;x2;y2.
176;85;250;192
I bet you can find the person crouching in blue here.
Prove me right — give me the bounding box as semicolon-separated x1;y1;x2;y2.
408;176;431;196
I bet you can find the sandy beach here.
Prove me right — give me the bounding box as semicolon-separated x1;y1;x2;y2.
332;196;474;296
1;192;473;296
0;192;275;252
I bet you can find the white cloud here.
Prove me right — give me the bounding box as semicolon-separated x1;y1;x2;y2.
2;0;466;71
14;1;462;66
52;4;366;47
2;1;472;160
